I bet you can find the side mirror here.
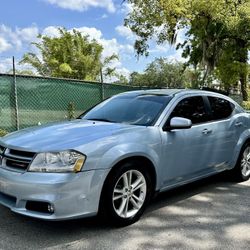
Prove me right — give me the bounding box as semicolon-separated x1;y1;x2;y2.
166;117;192;131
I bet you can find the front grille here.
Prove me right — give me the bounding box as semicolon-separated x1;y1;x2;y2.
9;149;35;158
0;145;35;172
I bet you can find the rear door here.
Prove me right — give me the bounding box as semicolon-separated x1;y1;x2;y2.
204;96;240;169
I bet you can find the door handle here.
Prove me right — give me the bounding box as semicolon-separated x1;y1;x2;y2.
202;129;212;135
235;122;243;127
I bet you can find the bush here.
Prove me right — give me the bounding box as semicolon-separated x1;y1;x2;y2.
0;129;8;137
241;101;250;110
67;101;76;120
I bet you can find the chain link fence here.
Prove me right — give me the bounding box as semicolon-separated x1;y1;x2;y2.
0;74;143;133
0;73;244;135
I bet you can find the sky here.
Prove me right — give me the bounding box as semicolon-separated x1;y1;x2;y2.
0;0;185;80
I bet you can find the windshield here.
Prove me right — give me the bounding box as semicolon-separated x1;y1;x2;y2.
80;94;172;126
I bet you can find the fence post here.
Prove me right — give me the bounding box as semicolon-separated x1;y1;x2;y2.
12;56;19;130
100;67;105;100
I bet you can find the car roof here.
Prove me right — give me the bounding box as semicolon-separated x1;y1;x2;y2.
117;88;243;110
117;89;226;98
117;89;183;97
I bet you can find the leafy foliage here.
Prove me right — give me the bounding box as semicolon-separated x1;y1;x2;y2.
129;58;192;88
0;129;8;137
67;101;76;120
7;69;36;76
125;0;250;99
20;28;118;81
113;74;129;85
242;101;250;110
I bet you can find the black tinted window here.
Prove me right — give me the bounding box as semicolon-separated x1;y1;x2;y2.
170;96;209;124
208;97;234;120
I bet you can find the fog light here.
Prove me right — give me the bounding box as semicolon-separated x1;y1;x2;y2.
48;204;54;213
26;201;54;214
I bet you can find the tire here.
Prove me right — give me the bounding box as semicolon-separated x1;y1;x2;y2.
231;142;250;182
99;161;153;227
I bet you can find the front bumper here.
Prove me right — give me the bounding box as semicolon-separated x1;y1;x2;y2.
0;167;109;220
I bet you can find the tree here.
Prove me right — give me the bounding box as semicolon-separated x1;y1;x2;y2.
7;69;36;76
113;74;129;85
20;28;118;81
129;71;148;86
215;44;242;92
125;0;250;100
129;58;191;88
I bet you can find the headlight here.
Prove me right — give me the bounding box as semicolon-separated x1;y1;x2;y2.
28;151;86;173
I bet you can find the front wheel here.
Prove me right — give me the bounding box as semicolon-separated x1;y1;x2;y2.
100;162;153;226
231;143;250;182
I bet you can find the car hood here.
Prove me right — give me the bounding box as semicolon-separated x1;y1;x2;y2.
0;119;142;152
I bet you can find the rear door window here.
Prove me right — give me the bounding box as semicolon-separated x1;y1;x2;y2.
208;96;234;120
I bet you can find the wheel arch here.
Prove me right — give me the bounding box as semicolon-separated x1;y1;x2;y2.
98;155;157;213
236;137;250;160
107;156;157;191
232;134;250;168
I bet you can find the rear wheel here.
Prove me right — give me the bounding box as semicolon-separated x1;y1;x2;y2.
231;143;250;182
100;162;153;226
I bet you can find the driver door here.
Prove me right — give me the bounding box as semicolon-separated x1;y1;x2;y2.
160;95;213;187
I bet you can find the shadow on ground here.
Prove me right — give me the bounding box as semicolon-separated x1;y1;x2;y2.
0;173;249;249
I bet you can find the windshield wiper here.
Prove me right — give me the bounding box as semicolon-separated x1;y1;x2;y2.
86;118;116;123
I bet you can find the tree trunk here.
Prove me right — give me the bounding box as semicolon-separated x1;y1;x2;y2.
237;39;248;101
240;73;248;101
202;65;209;87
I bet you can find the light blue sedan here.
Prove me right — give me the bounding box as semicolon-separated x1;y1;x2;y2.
0;89;250;226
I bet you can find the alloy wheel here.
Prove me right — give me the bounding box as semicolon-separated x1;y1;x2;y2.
112;170;147;218
241;146;250;177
